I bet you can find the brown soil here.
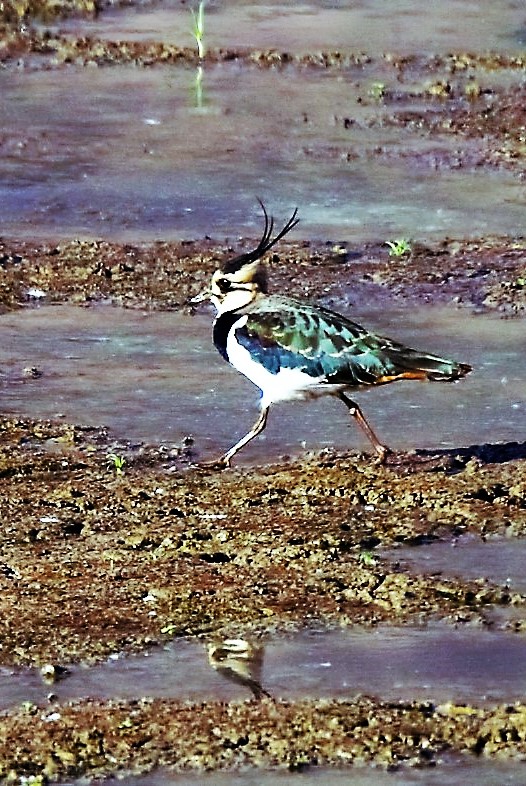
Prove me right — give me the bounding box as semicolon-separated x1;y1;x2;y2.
1;232;526;314
2;3;526;782
2;412;525;669
3;696;526;781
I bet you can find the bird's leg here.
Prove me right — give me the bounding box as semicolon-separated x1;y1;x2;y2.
199;407;269;470
338;393;390;464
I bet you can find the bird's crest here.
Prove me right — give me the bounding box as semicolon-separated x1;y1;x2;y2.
222;200;299;276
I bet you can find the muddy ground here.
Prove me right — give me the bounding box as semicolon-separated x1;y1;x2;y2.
2;3;526;782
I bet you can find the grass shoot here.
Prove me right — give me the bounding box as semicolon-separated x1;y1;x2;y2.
108;452;126;475
386;238;412;257
191;1;206;60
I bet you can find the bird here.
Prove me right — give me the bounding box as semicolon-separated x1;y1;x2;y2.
192;202;472;468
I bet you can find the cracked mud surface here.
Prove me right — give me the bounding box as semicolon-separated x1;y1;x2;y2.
2;2;526;781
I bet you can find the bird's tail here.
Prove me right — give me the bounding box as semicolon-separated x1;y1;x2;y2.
386;347;472;382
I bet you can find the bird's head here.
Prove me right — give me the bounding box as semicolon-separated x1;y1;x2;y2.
192;201;299;314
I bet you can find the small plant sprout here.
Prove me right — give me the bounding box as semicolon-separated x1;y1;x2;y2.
358;550;378;567
369;81;386;100
386;238;412;257
108;452;126;476
161;622;179;636
191;1;206;60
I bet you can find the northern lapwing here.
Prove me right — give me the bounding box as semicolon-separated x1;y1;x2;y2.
193;202;471;468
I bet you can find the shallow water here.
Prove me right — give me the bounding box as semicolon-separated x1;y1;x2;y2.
74;758;526;786
1;63;525;242
56;0;526;56
3;622;526;709
5;614;526;785
3;1;526;240
385;535;526;595
3;4;526;782
1;303;525;462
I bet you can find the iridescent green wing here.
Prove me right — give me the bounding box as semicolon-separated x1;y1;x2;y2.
238;298;468;383
237;299;389;383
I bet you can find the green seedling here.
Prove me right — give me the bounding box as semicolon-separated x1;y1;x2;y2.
191;1;206;60
358;550;378;567
386;238;412;257
369;81;386;100
108;452;126;475
161;622;180;635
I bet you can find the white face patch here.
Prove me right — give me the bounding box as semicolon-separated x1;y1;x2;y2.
210;269;260;314
213;287;256;315
225;315;345;408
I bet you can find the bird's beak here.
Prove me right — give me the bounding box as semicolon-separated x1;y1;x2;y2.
189;288;211;304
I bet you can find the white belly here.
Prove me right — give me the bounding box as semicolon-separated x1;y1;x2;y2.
226;316;345;408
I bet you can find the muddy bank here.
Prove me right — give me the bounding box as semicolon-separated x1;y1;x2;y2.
1;197;526;785
0;413;525;668
1;234;526;314
2;694;526;782
1;234;526;779
3;405;526;779
2;2;526;780
3;29;526;72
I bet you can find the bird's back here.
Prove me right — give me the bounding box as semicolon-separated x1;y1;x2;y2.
227;295;471;387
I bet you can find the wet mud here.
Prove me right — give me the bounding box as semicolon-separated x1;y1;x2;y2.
2;1;526;782
3;695;526;781
2;412;526;669
1;232;526;315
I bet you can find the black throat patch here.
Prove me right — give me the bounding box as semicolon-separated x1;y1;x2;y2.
213;311;245;362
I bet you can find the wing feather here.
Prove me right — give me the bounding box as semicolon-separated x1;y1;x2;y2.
235;297;470;386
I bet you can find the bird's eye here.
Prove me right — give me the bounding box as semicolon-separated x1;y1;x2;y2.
217;278;232;293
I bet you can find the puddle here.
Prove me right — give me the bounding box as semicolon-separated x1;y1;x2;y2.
384;536;526;595
54;0;526;56
1;303;525;463
72;756;526;786
1;64;526;242
4;620;526;781
2;625;526;710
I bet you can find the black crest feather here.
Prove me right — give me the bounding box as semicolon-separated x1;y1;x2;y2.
222;200;299;275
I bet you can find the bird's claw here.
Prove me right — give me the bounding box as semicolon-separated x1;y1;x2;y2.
373;445;391;465
193;456;232;472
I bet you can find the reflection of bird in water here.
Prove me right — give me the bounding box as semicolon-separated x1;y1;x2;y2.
207;638;271;700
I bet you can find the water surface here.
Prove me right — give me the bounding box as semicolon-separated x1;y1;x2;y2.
1;64;525;242
2;623;526;709
1;303;524;462
385;536;526;595
74;757;526;786
56;0;526;56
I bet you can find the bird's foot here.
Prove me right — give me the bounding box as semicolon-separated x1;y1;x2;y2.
194;455;232;472
373;445;392;465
